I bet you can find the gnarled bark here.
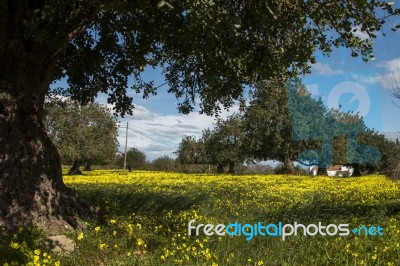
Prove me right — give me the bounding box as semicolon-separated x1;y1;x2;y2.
0;30;99;232
0;92;99;231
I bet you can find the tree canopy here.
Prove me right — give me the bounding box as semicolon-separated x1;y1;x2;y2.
152;155;177;172
1;0;399;230
175;135;207;165
9;0;395;115
44;99;119;174
238;78;385;174
244;78;324;172
116;147;148;170
202;114;246;173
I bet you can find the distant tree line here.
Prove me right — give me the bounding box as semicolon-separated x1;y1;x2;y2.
44;78;400;176
114;148;303;175
175;78;400;175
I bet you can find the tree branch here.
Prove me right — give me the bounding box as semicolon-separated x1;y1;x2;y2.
266;5;277;20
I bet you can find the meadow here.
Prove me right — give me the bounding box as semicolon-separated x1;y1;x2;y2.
1;170;400;265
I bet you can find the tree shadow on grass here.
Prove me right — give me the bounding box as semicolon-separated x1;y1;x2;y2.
70;183;400;224
74;185;211;217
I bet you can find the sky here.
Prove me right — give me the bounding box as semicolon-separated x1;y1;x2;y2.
63;18;400;162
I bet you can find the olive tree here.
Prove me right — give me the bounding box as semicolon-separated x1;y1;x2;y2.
45;99;118;174
0;0;398;230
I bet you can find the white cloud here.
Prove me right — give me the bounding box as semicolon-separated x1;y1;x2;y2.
105;103;154;120
350;73;380;85
378;58;400;73
130;105;155;120
311;62;343;75
117;104;239;161
348;58;400;89
376;57;400;89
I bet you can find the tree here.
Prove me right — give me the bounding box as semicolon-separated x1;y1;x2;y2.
390;70;400;102
175;136;207;165
244;78;324;173
379;137;400;175
116;148;147;171
44;99;118;174
1;1;398;229
354;132;400;175
245;78;382;174
152;156;177;172
299;107;381;175
202;114;246;173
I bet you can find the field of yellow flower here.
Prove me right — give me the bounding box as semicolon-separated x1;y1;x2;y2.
1;170;400;265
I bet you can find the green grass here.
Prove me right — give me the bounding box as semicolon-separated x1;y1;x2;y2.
1;171;400;265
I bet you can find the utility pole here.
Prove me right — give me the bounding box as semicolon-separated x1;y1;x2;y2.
123;122;128;171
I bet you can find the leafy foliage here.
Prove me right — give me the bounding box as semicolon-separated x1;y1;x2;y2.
116;148;148;170
44;98;118;168
1;0;400;228
244;78;324;172
175;136;207;165
242;77;391;173
25;0;398;115
202;114;246;173
152;155;177;171
176;115;246;173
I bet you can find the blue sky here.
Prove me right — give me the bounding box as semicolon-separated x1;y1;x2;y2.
111;27;400;161
303;27;400;134
46;17;391;161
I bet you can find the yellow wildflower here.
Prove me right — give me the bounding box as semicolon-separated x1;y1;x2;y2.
137;238;145;246
99;243;107;250
77;232;84;241
10;242;20;249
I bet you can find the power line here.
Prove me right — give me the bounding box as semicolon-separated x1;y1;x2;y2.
134;125;178;141
118;123;180;149
128;127;178;149
129;128;178;148
119;122;178;142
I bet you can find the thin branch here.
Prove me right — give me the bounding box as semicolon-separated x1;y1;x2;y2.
389;69;400;99
266;5;277;20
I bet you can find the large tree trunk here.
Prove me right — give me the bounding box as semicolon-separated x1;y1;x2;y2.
228;162;236;174
216;164;224;173
350;163;362;177
83;162;92;171
0;95;98;231
282;157;295;174
68;161;83;175
0;22;98;232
